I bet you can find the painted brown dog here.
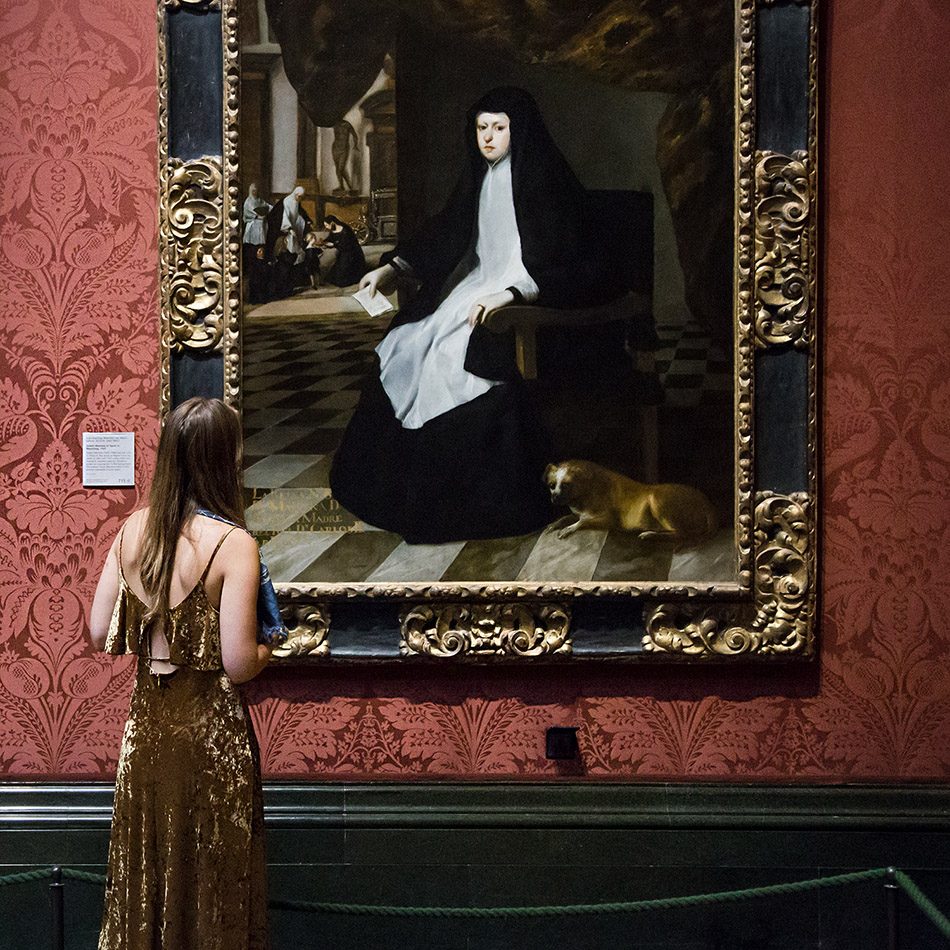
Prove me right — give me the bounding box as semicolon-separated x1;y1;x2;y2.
544;459;718;547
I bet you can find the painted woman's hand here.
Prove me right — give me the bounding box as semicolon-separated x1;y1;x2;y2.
359;263;398;297
467;290;515;328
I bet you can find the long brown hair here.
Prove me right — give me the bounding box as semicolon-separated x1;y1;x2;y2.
140;397;246;621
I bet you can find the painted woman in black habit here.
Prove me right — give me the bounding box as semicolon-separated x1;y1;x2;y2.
322;215;367;287
330;86;614;544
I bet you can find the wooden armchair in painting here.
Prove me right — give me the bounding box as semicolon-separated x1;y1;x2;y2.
485;190;655;382
487;190;660;481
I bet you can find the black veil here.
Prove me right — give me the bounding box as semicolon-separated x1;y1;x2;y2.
387;86;618;329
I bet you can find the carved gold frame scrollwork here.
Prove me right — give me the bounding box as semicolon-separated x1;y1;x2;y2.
272;591;331;659
643;492;812;656
167;0;220;9
157;0;239;416
401;604;572;659
163;157;225;350
157;0;819;662
754;152;810;349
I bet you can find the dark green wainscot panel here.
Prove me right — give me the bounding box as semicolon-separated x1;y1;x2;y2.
3;783;950;949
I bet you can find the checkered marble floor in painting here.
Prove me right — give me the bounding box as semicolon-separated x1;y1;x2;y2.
242;300;735;585
654;323;732;409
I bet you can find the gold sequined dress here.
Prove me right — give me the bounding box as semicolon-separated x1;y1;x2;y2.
99;529;269;950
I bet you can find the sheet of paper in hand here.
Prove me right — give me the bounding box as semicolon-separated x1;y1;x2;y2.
353;287;395;317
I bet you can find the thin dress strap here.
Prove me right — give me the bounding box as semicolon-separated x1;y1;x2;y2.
199;526;238;584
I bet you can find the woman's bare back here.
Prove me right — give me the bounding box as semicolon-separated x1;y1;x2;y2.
118;509;238;674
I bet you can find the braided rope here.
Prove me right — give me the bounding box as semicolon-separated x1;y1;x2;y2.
269;867;889;918
2;861;948;940
0;868;54;886
893;870;950;940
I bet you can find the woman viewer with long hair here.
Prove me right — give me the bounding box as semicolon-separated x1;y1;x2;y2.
90;397;272;950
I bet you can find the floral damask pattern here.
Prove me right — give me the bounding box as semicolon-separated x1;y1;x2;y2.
1;0;948;780
245;680;564;775
0;0;155;775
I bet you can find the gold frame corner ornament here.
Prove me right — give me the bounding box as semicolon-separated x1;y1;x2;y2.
643;492;813;657
400;603;572;659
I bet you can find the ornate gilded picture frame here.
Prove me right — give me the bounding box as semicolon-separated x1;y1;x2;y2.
157;0;818;663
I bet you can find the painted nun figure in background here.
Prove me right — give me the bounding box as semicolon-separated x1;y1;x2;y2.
330;87;615;544
264;186;315;300
242;183;271;303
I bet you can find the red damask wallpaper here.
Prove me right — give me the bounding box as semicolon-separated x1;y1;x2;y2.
0;0;947;780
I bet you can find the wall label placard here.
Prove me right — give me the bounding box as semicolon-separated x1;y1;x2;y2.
82;432;135;487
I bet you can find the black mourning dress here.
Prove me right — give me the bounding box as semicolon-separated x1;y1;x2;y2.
324;222;367;287
330;87;615;544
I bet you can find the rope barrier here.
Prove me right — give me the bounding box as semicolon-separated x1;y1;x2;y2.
269;867;888;918
0;868;57;887
1;863;948;941
893;870;950;940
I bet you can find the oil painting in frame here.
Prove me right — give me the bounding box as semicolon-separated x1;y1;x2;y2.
157;0;818;663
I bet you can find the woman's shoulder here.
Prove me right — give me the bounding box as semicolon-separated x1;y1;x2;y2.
193;514;259;559
217;523;259;556
206;523;259;586
110;508;149;572
118;507;149;544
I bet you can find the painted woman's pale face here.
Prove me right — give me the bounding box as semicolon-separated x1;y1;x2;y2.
476;111;511;162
